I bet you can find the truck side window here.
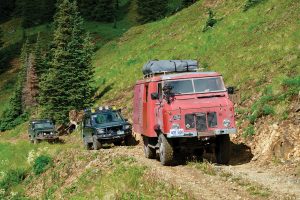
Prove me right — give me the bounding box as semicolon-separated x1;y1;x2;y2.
158;83;162;100
85;118;91;127
145;85;149;102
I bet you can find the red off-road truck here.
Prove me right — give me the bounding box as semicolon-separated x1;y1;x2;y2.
133;60;236;166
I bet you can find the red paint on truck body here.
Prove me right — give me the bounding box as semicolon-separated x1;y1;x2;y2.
133;72;236;137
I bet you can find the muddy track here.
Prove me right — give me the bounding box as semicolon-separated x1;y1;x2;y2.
109;145;299;200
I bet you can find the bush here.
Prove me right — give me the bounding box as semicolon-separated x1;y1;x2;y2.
0;169;27;190
282;76;300;97
32;155;53;175
202;9;217;32
243;125;255;138
243;0;266;11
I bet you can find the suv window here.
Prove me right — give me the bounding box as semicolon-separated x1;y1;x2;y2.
91;112;123;124
85;118;91;127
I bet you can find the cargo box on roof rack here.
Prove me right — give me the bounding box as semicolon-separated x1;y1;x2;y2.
142;60;198;76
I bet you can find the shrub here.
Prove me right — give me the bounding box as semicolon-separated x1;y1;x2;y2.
243;125;255;138
282;76;300;97
32;155;53;175
202;9;217;32
243;0;266;12
0;169;27;190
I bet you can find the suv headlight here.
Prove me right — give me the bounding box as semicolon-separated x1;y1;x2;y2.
97;128;105;134
124;125;131;130
223;119;231;128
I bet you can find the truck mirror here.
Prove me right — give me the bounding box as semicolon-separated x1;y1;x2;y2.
227;87;235;94
151;92;159;100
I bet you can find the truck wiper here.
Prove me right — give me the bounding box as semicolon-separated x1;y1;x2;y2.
197;94;225;99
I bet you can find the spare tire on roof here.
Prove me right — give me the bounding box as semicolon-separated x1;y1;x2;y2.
142;60;198;76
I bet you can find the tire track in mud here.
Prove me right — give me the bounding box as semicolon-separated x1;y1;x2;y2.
108;146;299;200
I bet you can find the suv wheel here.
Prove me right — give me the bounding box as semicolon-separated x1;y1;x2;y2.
113;141;122;146
215;134;231;165
143;136;156;159
158;134;173;166
84;139;92;150
33;138;39;144
92;136;102;150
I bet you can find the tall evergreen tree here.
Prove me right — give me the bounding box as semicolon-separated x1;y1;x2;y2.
137;0;168;24
0;41;29;131
0;26;3;48
39;0;94;124
92;0;115;22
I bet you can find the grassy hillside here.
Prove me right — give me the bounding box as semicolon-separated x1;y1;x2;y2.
93;0;300;119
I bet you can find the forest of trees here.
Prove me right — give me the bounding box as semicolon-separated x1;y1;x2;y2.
0;0;198;129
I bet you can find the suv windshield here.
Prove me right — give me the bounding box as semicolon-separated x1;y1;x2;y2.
34;122;54;129
166;77;225;94
92;112;123;124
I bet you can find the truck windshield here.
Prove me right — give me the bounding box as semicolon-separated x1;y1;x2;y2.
166;77;225;94
92;112;123;124
34;122;54;129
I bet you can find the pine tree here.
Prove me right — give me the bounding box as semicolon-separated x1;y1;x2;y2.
0;41;29;131
137;0;168;24
0;27;3;48
39;0;94;124
92;0;116;22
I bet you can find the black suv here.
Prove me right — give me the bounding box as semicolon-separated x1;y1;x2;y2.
28;119;58;144
82;107;132;150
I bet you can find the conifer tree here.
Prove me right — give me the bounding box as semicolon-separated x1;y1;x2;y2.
0;41;29;131
137;0;168;24
0;27;3;48
93;0;115;22
39;0;94;124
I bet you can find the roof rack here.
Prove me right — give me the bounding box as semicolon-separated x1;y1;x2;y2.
143;68;205;79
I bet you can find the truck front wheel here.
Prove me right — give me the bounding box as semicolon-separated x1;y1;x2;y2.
143;136;156;159
159;134;174;166
215;134;231;165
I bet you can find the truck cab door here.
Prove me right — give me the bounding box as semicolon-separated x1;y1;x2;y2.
155;83;164;132
83;117;93;143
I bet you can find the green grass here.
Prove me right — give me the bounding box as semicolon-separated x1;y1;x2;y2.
92;0;300;119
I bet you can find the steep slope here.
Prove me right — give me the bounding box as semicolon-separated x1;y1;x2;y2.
93;0;300;162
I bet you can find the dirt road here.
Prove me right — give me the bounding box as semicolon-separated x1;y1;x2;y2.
112;145;299;200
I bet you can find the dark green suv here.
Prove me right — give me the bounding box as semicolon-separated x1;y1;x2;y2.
82;107;132;150
28;120;58;144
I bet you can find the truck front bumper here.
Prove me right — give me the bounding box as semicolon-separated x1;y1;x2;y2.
167;128;237;138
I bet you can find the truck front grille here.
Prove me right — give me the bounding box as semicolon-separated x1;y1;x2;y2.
185;114;195;129
207;112;217;127
196;113;207;132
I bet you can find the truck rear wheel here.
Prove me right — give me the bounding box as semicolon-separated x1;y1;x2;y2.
92;136;102;150
159;134;174;166
215;134;231;164
143;136;156;159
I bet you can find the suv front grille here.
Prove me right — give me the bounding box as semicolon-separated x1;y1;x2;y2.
106;126;123;134
196;113;207;132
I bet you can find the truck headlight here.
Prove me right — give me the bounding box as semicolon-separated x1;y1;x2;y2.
171;123;180;129
124;125;131;130
50;132;53;135
97;129;105;134
223;119;231;128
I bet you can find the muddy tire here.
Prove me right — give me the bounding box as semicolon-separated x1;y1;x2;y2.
215;134;231;165
84;139;92;150
143;136;156;159
33;138;39;145
194;148;204;161
124;134;135;146
92;136;102;150
113;141;122;146
159;134;174;166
